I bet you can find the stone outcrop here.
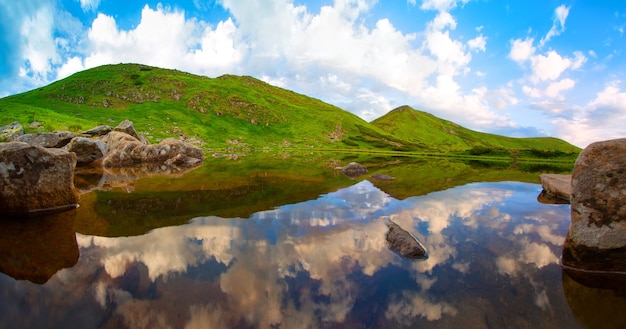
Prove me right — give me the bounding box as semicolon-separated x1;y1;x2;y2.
562;138;626;278
538;173;571;203
385;220;427;260
102;132;203;168
82;125;112;137
113;119;144;143
0;142;79;214
0;121;23;141
341;162;367;178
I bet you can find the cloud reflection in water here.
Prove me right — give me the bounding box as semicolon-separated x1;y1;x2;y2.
2;180;577;328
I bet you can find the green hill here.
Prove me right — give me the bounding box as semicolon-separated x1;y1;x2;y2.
371;105;581;156
0;63;580;158
0;63;407;150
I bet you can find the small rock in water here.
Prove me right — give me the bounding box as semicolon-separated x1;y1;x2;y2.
385;220;427;260
371;173;394;180
341;162;367;178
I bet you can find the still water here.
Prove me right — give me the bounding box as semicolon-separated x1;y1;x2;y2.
1;156;625;328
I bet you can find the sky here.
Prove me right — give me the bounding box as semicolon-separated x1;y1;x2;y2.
1;0;625;148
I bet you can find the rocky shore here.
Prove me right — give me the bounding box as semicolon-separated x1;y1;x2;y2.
0;120;203;215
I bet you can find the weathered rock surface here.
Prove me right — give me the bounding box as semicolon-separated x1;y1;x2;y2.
82;125;112;137
538;173;571;202
385;221;427;260
102;132;203;168
0;142;79;214
17;131;76;148
67;136;106;165
562;138;626;275
114;119;144;143
341;162;367;178
0;121;23;141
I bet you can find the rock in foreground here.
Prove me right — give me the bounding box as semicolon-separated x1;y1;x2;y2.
538;173;571;203
385;221;427;260
0;142;79;215
562;138;626;276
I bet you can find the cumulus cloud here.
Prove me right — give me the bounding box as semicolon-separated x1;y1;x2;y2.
553;80;626;147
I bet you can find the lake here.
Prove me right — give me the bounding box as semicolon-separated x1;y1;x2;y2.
1;154;625;328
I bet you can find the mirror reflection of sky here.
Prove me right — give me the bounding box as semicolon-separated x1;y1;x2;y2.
1;180;585;328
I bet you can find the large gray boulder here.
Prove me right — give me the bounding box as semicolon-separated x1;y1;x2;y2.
562;138;626;275
67;136;107;165
17;131;76;148
113;119;144;143
0;142;79;215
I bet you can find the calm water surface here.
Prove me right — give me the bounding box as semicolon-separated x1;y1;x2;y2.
1;157;625;328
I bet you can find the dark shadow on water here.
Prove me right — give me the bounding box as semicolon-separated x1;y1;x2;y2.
0;210;79;284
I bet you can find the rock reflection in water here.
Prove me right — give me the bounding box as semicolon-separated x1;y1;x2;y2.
0;210;79;284
2;180;625;328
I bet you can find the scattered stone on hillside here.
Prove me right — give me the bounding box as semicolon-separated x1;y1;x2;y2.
0;122;24;142
0;142;79;215
28;121;43;129
385;220;427;260
562;138;626;279
114;119;144;143
66;136;106;165
371;173;395;180
538;174;571;203
17;131;76;148
82;125;112;137
341;162;367;178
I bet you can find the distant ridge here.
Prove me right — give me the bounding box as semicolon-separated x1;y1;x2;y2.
0;63;580;156
371;105;580;154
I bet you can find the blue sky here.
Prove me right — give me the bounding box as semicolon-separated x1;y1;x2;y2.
1;0;625;147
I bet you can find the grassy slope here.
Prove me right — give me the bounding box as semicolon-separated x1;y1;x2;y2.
371;105;581;154
0;63;579;156
0;63;403;150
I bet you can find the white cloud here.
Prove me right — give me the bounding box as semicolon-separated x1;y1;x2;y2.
420;0;469;12
78;0;101;12
467;34;486;52
539;5;570;47
20;5;58;79
553;80;626;147
509;38;535;63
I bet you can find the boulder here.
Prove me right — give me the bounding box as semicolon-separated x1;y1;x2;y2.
17;131;76;148
82;125;112;137
101;132;203;168
562;138;626;275
66;136;107;165
113;119;144;143
385;221;427;260
341;162;367;178
0;142;79;215
0;121;24;141
538;173;571;202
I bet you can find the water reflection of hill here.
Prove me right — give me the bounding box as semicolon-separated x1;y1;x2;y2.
73;154;573;237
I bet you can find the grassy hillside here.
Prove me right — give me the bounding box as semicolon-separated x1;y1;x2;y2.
371;105;581;156
0;63;580;158
0;63;408;150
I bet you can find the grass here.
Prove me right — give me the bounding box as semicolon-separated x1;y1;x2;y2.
0;63;581;162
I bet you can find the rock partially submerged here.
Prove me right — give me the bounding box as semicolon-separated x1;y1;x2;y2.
385;220;427;260
538;173;571;203
0;142;79;215
562;138;626;284
341;162;367;178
